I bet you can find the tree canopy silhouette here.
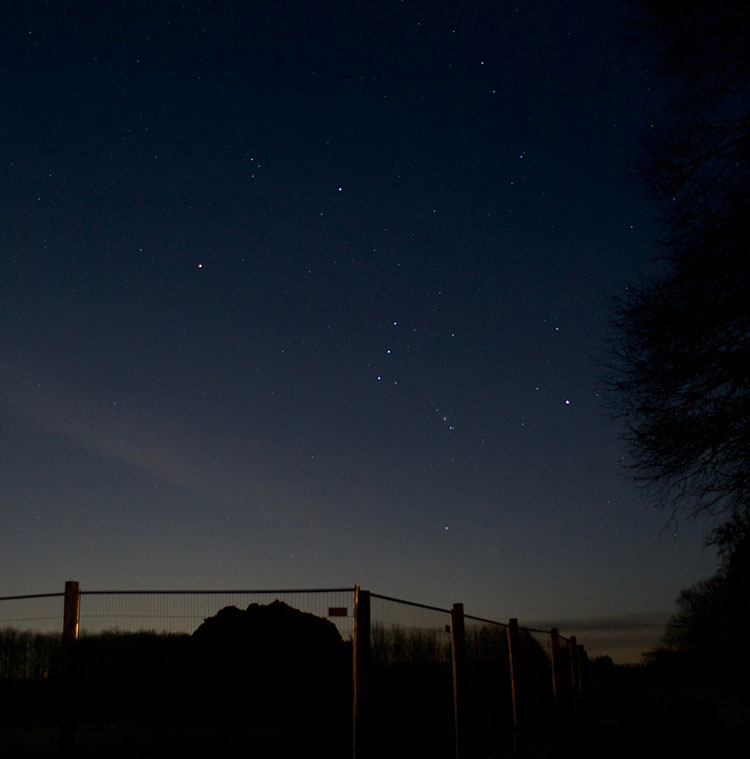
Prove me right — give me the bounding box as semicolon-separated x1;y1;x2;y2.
651;527;750;681
605;0;750;554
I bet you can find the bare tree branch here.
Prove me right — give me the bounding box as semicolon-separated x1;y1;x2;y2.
604;1;750;553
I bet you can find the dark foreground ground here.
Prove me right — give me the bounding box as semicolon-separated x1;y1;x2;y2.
542;661;750;759
1;658;748;757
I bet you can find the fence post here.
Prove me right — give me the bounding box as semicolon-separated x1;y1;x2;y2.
353;585;371;759
549;627;560;713
507;618;520;753
450;603;466;759
60;580;80;757
568;635;580;713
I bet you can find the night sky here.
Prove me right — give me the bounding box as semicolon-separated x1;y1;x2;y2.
1;1;716;661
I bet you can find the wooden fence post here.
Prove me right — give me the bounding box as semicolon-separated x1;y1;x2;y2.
507;618;520;753
60;580;80;757
353;585;371;759
450;603;466;759
549;627;560;713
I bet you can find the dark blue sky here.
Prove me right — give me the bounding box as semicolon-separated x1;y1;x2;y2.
0;0;716;661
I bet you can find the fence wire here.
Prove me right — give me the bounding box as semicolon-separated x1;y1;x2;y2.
368;593;454;759
0;594;64;634
0;586;589;758
77;588;355;640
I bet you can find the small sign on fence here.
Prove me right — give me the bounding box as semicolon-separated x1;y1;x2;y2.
328;607;348;617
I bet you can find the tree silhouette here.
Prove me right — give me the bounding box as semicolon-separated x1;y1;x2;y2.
653;529;750;684
605;0;750;553
662;575;724;654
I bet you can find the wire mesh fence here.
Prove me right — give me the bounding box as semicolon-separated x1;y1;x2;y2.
369;593;455;758
462;615;512;755
1;587;357;758
0;584;594;758
0;594;65;683
76;588;355;639
0;593;65;634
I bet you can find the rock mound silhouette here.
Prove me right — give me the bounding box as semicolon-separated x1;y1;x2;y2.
190;600;351;721
193;599;345;659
